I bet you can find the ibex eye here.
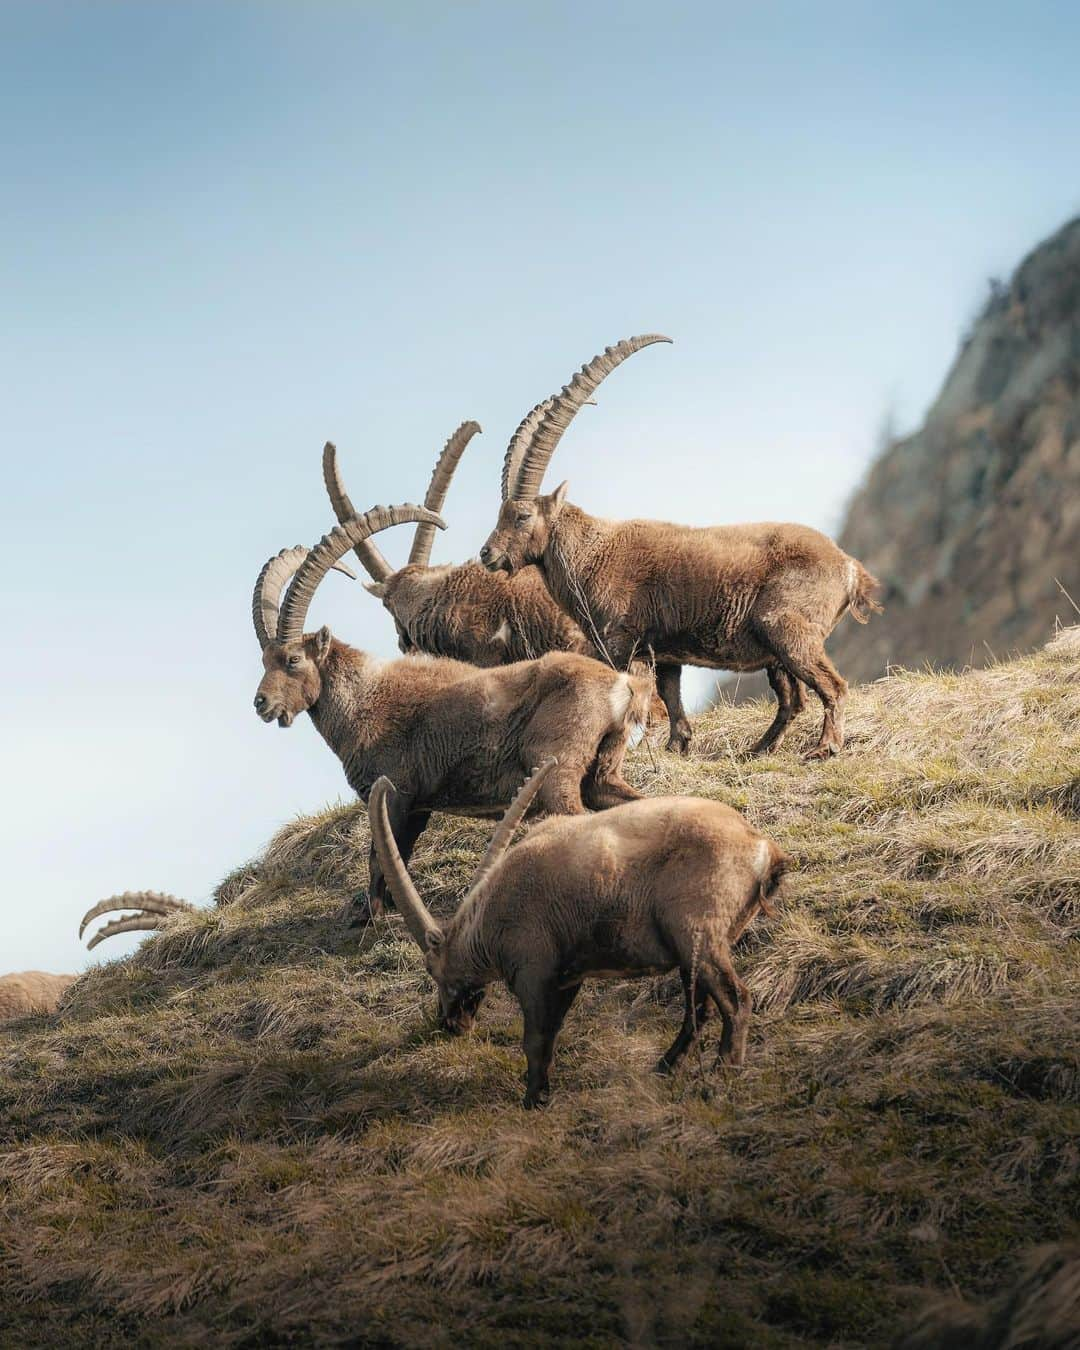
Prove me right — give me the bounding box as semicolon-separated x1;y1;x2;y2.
288;655;302;667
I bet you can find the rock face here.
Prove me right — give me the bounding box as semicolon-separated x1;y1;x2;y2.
831;216;1080;684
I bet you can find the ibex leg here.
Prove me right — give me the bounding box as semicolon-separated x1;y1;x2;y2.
656;662;692;755
755;614;848;758
519;978;581;1109
750;664;807;756
656;967;714;1074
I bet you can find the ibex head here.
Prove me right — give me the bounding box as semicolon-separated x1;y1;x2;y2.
481;334;672;574
368;760;556;1034
251;505;444;728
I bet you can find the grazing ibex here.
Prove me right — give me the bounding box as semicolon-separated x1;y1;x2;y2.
481;335;882;758
253;505;651;920
323;422;595;665
370;760;786;1108
80;892;194;950
0;972;75;1021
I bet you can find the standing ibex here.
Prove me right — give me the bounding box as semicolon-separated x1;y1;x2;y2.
322;422;595;665
481;335;882;758
252;505;652;919
370;759;786;1107
0;972;76;1020
80;892;194;949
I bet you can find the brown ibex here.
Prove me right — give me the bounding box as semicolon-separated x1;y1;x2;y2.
253;505;652;920
370;759;786;1108
481;335;882;758
322;422;596;665
80;892;194;950
0;972;76;1020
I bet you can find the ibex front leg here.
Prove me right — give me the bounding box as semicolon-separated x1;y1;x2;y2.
358;792;427;924
518;977;581;1109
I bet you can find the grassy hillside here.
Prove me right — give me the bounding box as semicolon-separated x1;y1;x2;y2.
2;629;1078;1348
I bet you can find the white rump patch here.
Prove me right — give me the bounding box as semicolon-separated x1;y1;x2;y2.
845;558;857;598
492;620;511;645
628;721;646;749
608;673;633;724
754;838;771;877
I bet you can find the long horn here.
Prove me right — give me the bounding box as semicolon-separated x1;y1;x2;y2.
409;420;482;567
368;777;442;949
501;398;553;502
512;334;673;500
467;759;557;898
253;546;356;651
277;504;445;645
321;442;394;582
80;892;194;949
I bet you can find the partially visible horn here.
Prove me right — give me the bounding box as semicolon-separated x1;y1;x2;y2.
80;891;195;949
501;398;553;502
322;442;394;582
409;420;482;567
368;777;443;950
468;759;557;897
253;546;356;651
512;334;672;500
277;504;444;645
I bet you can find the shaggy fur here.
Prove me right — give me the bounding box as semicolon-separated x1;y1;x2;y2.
372;773;785;1108
483;490;881;757
255;635;652;919
0;972;74;1021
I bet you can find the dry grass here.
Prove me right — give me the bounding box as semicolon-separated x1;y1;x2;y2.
2;628;1078;1347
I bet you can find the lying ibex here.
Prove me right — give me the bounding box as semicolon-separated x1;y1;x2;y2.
481;335;882;758
370;759;786;1108
80;892;194;949
253;505;651;919
323;423;595;666
0;971;75;1020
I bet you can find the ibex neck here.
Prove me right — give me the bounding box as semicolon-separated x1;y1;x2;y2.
306;640;381;775
540;504;608;630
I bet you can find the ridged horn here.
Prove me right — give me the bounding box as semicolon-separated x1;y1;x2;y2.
409;420;482;567
277;505;445;645
368;777;443;949
80;892;195;949
321;443;394;582
512;335;673;500
501;399;553;502
467;759;556;898
253;546;356;651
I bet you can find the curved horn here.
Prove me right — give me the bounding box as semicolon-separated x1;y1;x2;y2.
512;334;673;500
467;759;556;898
80;891;194;949
368;778;442;949
409;420;482;567
501;398;553;502
253;546;356;651
321;443;394;582
277;504;444;645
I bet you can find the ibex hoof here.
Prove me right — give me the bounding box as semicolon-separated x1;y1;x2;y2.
654;1057;676;1076
665;733;692;756
523;1087;551;1110
803;743;839;762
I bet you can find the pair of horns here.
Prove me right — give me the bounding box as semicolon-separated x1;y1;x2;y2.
80;892;194;951
323;421;482;579
501;334;672;502
368;759;557;950
252;504;445;650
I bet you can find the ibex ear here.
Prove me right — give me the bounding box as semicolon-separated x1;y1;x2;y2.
312;625;333;664
549;481;569;517
424;929;445;952
363;582;387;599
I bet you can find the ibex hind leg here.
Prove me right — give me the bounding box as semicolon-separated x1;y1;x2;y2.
582;728;642;811
698;947;752;1067
656;967;714;1074
656;662;693;755
750;664;808;756
754;614;848;758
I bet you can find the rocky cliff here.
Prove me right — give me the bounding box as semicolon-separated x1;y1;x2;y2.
831;215;1080;684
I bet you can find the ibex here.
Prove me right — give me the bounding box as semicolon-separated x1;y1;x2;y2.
323;422;595;666
80;892;194;949
370;759;786;1108
0;972;76;1021
481;335;883;758
252;505;652;919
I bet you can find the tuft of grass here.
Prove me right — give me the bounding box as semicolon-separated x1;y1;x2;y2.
2;628;1078;1346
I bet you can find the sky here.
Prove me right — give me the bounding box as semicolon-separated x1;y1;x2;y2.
2;1;1078;974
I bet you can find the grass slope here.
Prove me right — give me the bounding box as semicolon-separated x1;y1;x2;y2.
2;629;1079;1348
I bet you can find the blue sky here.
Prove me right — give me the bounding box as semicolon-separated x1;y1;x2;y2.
2;1;1078;973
